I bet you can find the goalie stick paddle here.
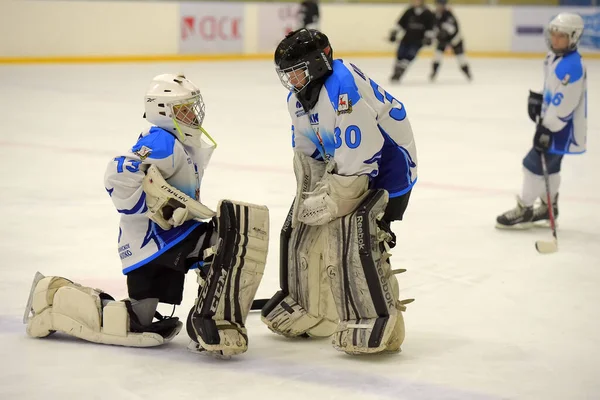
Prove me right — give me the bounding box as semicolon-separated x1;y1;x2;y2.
535;152;558;254
250;298;268;311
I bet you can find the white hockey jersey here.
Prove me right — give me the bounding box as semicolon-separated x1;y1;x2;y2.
289;59;417;198
104;126;214;274
541;50;587;155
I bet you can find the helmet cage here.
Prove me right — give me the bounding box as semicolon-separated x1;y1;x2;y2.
276;61;311;93
170;95;205;130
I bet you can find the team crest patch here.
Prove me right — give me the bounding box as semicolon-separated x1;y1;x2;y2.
337;94;353;115
134;145;152;160
561;74;570;85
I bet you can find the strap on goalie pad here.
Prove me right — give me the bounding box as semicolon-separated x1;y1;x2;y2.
188;200;269;356
325;190;413;354
261;204;338;338
291;151;326;229
24;272;182;347
143;164;216;230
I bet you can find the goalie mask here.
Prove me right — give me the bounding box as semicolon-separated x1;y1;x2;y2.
144;74;216;149
274;29;333;94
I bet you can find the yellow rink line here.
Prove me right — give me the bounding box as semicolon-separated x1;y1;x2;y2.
2;50;600;64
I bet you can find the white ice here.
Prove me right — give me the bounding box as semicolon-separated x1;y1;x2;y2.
1;56;599;400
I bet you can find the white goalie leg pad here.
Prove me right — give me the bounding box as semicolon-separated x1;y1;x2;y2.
188;200;269;357
143;164;216;230
325;190;413;354
299;173;370;226
261;206;338;338
24;272;181;347
291;151;327;229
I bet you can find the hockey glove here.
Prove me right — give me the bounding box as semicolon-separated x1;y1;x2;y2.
533;124;553;152
389;31;398;43
437;30;450;43
528;90;543;123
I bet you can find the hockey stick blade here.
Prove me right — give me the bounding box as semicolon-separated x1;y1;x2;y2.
535;239;558;254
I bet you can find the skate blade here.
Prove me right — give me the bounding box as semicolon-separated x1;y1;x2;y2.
533;220;559;229
535;239;558;254
23;272;46;324
186;341;232;360
495;222;533;230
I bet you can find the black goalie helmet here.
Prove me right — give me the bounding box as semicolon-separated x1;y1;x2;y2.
274;29;333;93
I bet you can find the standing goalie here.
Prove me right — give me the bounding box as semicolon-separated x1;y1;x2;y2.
430;0;472;81
262;29;416;355
496;13;587;229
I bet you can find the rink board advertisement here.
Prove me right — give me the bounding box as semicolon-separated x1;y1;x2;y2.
257;3;300;53
512;7;600;53
179;2;244;54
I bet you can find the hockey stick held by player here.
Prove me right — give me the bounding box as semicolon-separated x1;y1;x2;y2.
496;14;587;234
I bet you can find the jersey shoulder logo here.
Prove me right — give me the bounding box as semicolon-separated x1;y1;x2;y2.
561;73;570;85
134;145;152;161
337;93;353;115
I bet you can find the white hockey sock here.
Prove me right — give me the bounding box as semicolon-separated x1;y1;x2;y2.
456;54;468;67
521;168;545;206
433;50;444;63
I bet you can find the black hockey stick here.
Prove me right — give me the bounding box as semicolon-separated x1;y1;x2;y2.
250;298;268;311
535;152;558;254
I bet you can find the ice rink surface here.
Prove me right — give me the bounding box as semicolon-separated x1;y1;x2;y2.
1;56;599;400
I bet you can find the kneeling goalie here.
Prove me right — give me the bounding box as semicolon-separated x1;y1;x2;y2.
24;74;269;357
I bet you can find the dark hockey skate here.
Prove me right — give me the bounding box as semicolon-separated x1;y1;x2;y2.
391;66;406;82
495;197;534;230
533;193;559;226
460;65;472;81
430;62;440;81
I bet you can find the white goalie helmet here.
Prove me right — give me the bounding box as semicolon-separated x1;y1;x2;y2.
144;74;207;148
546;13;584;54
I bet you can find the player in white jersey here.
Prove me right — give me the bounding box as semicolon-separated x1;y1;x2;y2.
496;13;587;229
24;74;269;357
261;29;415;355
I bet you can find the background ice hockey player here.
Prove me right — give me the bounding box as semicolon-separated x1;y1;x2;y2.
24;74;269;358
388;0;436;82
496;13;586;229
429;0;471;81
298;0;319;30
261;28;416;355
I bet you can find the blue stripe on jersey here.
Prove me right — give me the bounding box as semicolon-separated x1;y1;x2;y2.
117;192;147;215
555;51;583;84
287;91;293;102
132;127;176;160
549;120;585;155
123;221;202;274
324;60;361;112
389;177;417;198
310;148;323;160
371;126;416;195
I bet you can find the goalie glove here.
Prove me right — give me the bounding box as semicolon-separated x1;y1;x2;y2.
298;173;369;226
142;164;216;230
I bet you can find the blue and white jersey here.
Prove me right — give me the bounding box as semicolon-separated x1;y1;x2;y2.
288;59;418;198
104;126;213;274
541;50;587;155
